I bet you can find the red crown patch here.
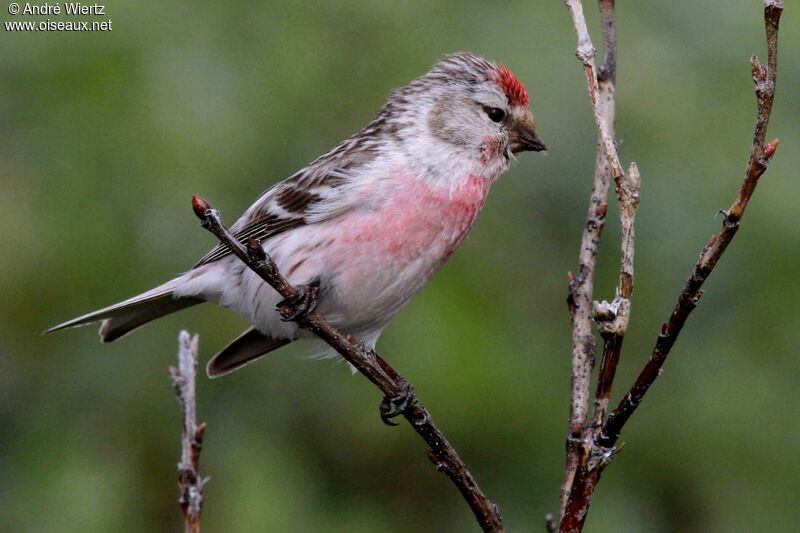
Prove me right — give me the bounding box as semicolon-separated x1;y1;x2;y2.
491;65;529;107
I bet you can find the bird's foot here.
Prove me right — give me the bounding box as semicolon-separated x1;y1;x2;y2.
379;380;417;426
277;279;320;322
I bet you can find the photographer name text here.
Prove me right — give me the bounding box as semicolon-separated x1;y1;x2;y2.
16;3;105;15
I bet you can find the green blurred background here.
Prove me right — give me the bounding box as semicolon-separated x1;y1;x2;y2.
2;1;798;531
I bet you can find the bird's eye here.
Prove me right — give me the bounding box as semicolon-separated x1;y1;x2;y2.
486;107;506;123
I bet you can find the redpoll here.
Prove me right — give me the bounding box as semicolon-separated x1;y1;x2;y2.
48;52;546;377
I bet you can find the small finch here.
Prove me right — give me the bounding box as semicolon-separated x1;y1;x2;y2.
48;52;546;377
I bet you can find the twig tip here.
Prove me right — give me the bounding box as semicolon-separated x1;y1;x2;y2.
196;421;207;441
764;0;784;11
627;162;642;191
545;513;556;532
192;195;211;220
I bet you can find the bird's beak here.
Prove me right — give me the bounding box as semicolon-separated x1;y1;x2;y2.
510;122;547;153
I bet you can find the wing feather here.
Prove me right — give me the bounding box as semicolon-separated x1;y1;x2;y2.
193;137;380;268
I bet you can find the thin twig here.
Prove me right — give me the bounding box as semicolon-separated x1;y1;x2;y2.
600;1;783;447
591;161;640;428
169;331;208;533
190;196;504;532
560;0;623;520
589;0;623;430
563;0;624;182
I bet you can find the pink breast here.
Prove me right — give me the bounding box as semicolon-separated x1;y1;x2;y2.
339;174;491;263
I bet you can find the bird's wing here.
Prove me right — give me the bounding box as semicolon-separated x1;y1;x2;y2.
194;140;380;268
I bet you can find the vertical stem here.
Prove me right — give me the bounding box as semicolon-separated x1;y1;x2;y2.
170;331;208;533
560;0;618;522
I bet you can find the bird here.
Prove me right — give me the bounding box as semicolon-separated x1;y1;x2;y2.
47;52;546;378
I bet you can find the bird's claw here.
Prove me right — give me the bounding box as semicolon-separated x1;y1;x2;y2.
277;280;320;322
379;380;417;426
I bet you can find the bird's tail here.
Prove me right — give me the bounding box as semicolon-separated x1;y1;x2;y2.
46;281;203;342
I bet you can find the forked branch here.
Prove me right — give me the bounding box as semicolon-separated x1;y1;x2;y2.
558;1;783;531
561;0;629;522
599;2;782;448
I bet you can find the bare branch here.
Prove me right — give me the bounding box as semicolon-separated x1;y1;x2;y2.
592;161;640;428
560;0;783;531
190;196;504;532
600;1;782;448
558;1;783;531
169;331;208;533
560;0;621;520
563;0;624;182
596;0;616;83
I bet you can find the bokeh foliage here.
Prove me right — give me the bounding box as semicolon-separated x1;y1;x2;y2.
1;1;798;531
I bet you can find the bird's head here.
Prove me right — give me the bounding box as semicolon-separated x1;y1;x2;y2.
419;52;545;164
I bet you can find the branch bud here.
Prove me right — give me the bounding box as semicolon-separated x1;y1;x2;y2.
192;195;212;221
764;138;780;159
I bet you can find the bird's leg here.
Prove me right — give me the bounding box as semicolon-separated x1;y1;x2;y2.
277;279;320;322
379;379;418;426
